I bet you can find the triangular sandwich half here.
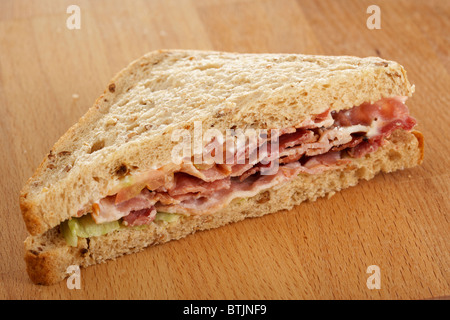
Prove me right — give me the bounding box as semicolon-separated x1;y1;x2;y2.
20;50;424;285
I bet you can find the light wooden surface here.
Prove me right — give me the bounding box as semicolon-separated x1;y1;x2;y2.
1;0;449;300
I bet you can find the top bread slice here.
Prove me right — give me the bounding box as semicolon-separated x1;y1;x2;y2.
20;50;414;236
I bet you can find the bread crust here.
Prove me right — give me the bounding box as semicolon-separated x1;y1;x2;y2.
24;129;423;285
412;130;424;163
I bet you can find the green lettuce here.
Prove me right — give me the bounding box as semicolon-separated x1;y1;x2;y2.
61;212;180;247
154;212;181;223
61;214;120;247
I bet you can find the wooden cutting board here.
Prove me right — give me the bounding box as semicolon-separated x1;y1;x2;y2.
1;0;448;299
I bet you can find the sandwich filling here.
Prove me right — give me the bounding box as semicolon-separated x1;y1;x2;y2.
62;96;416;245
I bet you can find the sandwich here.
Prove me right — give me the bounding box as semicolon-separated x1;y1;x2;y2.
20;50;424;285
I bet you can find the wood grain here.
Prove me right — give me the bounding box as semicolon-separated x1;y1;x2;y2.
0;0;449;299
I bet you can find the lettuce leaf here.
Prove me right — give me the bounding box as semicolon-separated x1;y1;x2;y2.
154;212;181;223
61;214;120;247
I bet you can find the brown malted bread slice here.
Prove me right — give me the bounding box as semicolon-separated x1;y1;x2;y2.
19;50;423;285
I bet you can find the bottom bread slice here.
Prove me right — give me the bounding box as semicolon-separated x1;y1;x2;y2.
24;129;424;285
